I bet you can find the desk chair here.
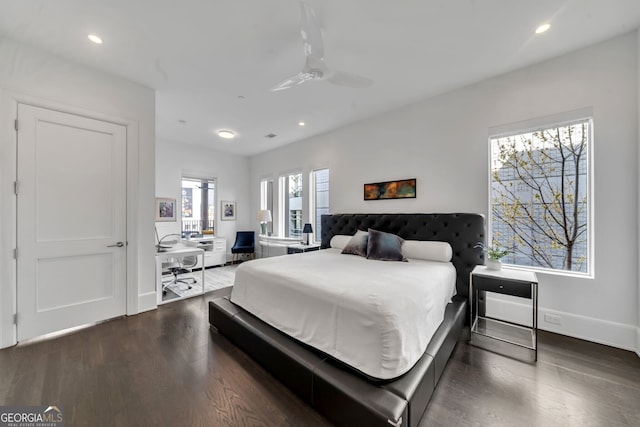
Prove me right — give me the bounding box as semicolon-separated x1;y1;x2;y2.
162;255;198;294
231;231;255;264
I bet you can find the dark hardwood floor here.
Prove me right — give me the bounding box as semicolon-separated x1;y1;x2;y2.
1;290;639;426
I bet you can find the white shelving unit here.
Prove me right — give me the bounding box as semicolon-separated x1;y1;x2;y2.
183;236;226;268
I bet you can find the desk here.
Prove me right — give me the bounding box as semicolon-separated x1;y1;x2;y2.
155;247;205;305
182;236;226;268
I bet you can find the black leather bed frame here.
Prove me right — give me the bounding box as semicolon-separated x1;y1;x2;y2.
209;213;485;427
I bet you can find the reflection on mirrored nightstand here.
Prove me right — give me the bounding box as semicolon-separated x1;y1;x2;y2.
287;243;321;254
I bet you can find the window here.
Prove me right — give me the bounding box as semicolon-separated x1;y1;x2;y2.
279;172;303;238
311;169;330;243
181;177;215;236
489;118;591;274
260;179;274;235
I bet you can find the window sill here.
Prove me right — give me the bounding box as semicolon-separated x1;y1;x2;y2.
501;264;594;280
258;235;301;245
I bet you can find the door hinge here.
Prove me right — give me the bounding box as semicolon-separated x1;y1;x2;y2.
13;248;18;259
14;181;19;195
13;313;17;324
14;119;18;131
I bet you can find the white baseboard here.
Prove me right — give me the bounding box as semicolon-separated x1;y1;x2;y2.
0;322;16;349
486;296;638;353
137;292;158;314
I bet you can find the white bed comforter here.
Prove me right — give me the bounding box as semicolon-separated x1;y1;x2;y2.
230;248;456;380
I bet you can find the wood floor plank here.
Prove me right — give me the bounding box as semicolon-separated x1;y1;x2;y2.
421;330;640;427
0;291;639;426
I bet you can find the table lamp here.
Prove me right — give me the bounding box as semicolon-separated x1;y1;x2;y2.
302;223;313;245
257;210;272;235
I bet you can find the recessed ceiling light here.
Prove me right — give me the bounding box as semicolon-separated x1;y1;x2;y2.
88;34;103;44
298;121;305;127
535;23;551;34
217;130;236;139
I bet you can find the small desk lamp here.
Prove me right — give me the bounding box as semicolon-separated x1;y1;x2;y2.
302;223;313;245
257;210;272;235
156;233;181;252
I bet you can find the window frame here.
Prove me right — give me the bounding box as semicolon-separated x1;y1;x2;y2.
181;176;216;236
488;114;594;278
310;168;330;244
259;178;274;235
278;171;303;238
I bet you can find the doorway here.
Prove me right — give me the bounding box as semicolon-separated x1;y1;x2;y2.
16;104;128;340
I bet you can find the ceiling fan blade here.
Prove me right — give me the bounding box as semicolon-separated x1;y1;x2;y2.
271;2;373;92
300;2;324;62
271;72;314;92
326;70;373;88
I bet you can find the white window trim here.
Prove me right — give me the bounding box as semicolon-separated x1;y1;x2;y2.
181;174;217;235
259;178;274;235
278;171;303;238
309;168;330;244
487;110;594;278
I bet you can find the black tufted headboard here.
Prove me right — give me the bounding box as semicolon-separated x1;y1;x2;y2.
320;213;485;299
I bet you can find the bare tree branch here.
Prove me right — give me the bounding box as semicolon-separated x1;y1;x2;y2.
491;121;589;272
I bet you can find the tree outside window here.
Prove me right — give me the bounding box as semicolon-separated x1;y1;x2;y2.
288;174;303;237
289;174;302;198
490;119;591;274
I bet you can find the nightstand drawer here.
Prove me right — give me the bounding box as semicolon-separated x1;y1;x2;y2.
472;275;532;298
287;244;320;254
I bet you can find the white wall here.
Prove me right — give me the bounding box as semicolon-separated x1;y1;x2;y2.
155;139;251;257
0;38;156;348
250;32;640;352
637;30;640;357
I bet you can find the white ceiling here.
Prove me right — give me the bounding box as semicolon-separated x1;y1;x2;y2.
1;0;640;156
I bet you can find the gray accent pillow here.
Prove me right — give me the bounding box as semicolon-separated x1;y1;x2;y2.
341;230;369;257
366;229;407;262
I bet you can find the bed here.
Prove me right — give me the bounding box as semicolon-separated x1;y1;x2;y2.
209;213;485;427
231;248;457;380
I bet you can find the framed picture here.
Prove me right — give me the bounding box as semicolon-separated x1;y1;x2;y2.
364;178;417;201
155;198;177;222
221;200;236;221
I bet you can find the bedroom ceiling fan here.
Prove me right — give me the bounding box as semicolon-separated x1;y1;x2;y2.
271;2;373;92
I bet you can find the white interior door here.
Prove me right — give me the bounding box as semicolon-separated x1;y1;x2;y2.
16;104;127;341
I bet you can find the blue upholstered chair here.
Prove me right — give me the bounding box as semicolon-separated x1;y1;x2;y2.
231;231;255;263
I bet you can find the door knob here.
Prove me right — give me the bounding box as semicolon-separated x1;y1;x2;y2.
107;242;124;248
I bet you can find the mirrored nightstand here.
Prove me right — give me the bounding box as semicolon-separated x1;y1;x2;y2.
287;243;320;254
470;265;538;362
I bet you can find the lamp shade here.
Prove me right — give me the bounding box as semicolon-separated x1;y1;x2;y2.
302;223;313;234
257;210;272;222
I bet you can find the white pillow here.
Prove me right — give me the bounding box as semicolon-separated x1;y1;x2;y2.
330;235;353;250
402;240;452;262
